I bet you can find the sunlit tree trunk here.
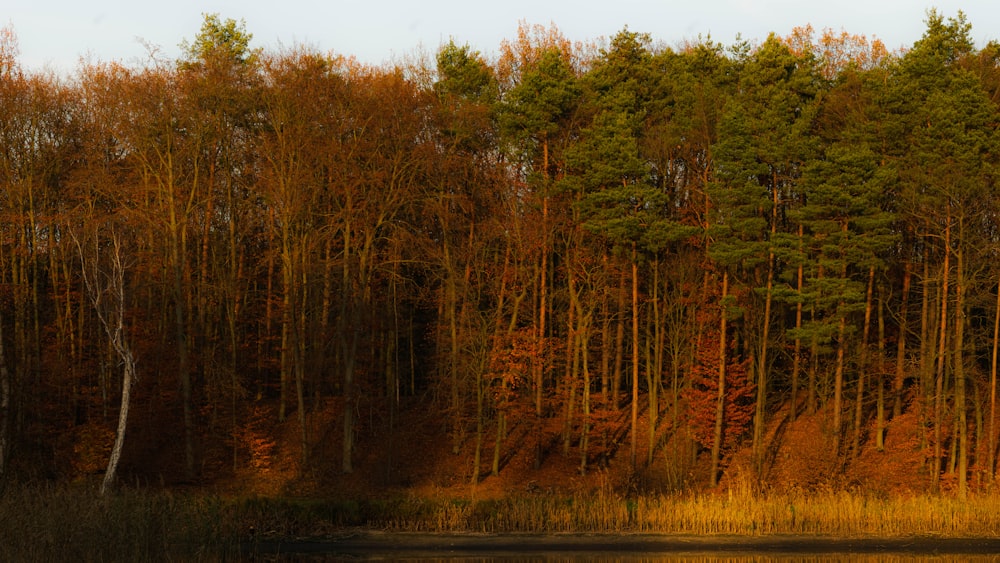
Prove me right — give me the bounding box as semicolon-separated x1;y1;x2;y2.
919;248;936;463
533;139;550;470
630;246;640;469
579;313;592;475
710;271;728;487
472;362;484;484
648;258;662;466
278;223;294;423
831;222;851;456
934;218;951;488
876;289;887;451
990;269;1000;480
895;262;911;419
808;293;820;414
442;228;463;455
954;218;968;498
491;243;515;477
562;265;578;456
790;225;804;422
833;311;847;455
612;268;627;414
852;266;876;457
225;169;245;472
752;177;778;474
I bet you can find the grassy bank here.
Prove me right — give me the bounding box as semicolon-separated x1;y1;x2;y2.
364;489;1000;536
3;484;1000;560
0;484;241;561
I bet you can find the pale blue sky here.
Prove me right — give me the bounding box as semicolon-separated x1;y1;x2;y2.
6;1;998;74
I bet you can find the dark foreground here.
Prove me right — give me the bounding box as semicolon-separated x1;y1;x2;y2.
246;533;1000;557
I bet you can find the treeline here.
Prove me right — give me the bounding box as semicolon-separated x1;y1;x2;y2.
1;11;999;495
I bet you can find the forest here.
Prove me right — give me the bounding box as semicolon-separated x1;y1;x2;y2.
0;9;999;501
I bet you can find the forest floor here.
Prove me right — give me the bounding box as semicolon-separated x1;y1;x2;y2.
189;391;938;502
215;395;635;500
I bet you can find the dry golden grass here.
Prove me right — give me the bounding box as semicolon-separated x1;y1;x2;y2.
4;482;1000;560
372;486;1000;536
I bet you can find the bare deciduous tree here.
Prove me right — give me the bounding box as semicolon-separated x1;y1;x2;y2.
74;223;136;495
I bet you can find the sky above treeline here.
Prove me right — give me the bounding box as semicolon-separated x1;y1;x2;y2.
6;1;998;74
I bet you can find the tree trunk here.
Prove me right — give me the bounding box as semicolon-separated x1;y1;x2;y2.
580;314;592;475
563;267;578;456
808;262;825;415
649;259;662;466
491;244;515;477
919;249;935;462
278;224;295;424
601;290;611;402
791;224;804;422
894;262;911;419
833;312;847;455
954;219;967;498
534;140;549;469
630;248;640;469
341;219;356;474
852;266;876;457
876;290;886;451
0;310;11;482
753;182;778;474
448;274;462;455
472;365;484;484
102;348;135;496
991;268;1000;480
934;219;951;488
753;264;773;474
296;244;309;466
613;270;626;411
710;271;728;487
341;320;358;474
171;228;195;480
76;229;136;496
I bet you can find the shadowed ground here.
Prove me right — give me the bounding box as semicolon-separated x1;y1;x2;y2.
245;532;1000;557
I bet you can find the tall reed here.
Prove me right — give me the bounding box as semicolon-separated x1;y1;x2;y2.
370;488;1000;536
5;482;1000;561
